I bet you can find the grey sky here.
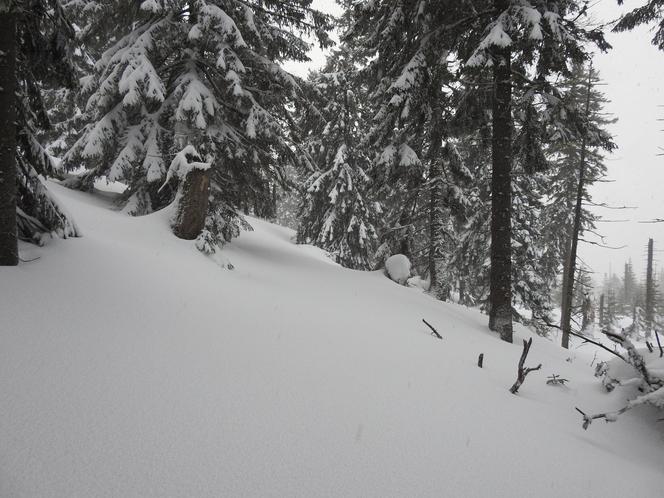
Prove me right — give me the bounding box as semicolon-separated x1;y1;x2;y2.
284;1;664;284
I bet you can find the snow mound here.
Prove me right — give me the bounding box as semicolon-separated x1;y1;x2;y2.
385;253;411;284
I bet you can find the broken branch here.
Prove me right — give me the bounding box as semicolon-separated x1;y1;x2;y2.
509;338;542;394
422;319;442;340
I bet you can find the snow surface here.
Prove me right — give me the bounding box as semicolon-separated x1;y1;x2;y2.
385;253;411;284
1;183;664;498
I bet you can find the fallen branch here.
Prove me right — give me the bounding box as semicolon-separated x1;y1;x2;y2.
604;330;657;386
422;319;442;340
509;338;542;394
567;329;627;362
575;405;631;430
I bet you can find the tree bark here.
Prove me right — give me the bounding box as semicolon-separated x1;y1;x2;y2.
428;159;448;300
488;0;513;342
173;168;210;240
0;9;18;265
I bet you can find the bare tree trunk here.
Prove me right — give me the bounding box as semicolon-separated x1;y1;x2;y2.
0;8;18;266
173;168;210;240
561;65;593;349
645;238;655;338
488;0;513;342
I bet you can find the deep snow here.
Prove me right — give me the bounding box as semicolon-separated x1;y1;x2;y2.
1;183;663;498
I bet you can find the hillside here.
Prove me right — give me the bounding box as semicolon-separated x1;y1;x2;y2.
1;183;662;498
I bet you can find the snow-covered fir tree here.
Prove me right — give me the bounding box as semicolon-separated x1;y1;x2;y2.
297;51;377;270
455;0;609;341
0;0;80;265
64;0;332;251
342;1;474;296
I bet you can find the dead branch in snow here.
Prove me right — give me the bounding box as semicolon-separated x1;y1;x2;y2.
575;406;631;430
422;319;442;339
509;338;542;394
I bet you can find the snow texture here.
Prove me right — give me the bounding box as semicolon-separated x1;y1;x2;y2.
1;184;663;497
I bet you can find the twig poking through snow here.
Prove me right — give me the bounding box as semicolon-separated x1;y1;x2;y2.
422;319;442;339
478;353;484;368
509;338;542;394
655;331;663;358
546;374;569;386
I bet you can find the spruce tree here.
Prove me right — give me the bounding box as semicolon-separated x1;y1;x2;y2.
65;0;332;250
459;0;609;342
297;51;377;270
548;62;616;348
615;0;664;49
0;0;79;266
342;1;475;293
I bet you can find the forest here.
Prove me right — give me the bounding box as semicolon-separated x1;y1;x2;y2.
0;1;663;497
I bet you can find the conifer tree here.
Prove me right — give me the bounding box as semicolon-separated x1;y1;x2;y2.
0;0;79;266
548;62;616;348
297;51;377;270
459;0;609;342
65;0;332;251
622;259;637;314
615;0;664;49
342;1;475;293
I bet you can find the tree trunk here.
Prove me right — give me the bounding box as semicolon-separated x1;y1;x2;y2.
645;238;655;339
173;168;210;240
561;66;593;349
488;1;513;342
428;160;448;300
0;9;18;266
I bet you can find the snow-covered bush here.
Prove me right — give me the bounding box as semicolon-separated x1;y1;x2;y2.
385;254;411;285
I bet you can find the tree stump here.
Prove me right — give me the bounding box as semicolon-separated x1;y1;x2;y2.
173;167;210;240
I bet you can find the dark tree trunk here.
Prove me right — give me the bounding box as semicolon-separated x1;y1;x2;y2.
428;160;447;300
0;9;18;266
173;168;210;240
561;66;593;349
599;293;605;328
645;238;655;338
488;2;513;342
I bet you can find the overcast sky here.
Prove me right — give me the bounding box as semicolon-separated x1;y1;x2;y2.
284;0;664;284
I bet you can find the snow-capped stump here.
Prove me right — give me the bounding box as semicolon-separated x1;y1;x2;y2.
385;254;411;285
162;146;211;240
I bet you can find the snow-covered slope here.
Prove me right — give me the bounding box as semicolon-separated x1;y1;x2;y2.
1;184;663;498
